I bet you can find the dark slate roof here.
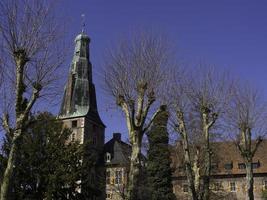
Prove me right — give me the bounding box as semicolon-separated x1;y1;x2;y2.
171;140;267;177
104;133;131;166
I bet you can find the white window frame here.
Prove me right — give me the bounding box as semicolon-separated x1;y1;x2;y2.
230;182;236;192
106;153;111;163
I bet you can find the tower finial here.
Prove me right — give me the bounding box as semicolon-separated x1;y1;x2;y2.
81;14;85;33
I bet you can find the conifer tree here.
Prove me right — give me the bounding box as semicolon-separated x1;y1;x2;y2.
0;112;98;199
146;110;175;200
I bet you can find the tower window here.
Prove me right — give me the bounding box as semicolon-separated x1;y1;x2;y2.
72;120;77;128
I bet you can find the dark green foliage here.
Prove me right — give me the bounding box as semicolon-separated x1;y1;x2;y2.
0;112;98;200
146;111;176;200
262;190;267;200
80;143;105;199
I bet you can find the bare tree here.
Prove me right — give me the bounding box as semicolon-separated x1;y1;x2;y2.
169;67;198;200
104;31;172;200
225;84;267;200
169;66;230;200
0;1;66;199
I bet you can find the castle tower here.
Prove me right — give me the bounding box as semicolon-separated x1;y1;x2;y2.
59;31;105;146
59;30;105;199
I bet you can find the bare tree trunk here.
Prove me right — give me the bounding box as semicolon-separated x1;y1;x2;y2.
0;51;28;200
0;135;17;200
127;132;142;200
202;126;211;200
104;32;171;200
226;84;267;200
0;1;65;198
193;148;200;194
245;160;254;200
183;139;198;200
177;111;198;200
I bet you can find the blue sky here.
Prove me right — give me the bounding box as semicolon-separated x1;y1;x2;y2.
53;0;267;141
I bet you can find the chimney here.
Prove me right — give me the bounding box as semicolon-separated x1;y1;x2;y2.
113;133;121;141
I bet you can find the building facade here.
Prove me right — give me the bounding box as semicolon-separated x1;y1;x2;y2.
172;140;267;200
58;31;105;200
104;133;131;200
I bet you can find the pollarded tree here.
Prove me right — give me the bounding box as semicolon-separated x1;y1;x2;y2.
146;109;176;200
104;31;172;200
225;84;267;200
0;1;66;199
169;66;230;200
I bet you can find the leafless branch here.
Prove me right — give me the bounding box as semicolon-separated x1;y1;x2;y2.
225;82;267;199
0;1;67;198
103;31;173;200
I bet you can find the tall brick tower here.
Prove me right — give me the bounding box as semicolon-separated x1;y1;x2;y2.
59;30;105;199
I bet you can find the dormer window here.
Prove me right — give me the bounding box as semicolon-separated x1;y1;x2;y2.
211;163;218;171
106;153;111;163
238;163;246;169
224;162;233;170
252;161;260;169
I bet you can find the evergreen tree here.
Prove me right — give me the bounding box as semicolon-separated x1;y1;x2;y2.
0;112;98;200
146;110;176;200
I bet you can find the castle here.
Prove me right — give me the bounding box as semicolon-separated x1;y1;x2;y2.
58;30;267;200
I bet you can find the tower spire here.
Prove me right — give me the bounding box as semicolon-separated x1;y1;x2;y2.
59;28;104;127
81;14;85;33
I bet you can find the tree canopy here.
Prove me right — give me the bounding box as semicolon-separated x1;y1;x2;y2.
0;112;98;200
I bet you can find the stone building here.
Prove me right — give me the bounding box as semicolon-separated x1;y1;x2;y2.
104;133;131;200
58;30;105;200
171;140;267;200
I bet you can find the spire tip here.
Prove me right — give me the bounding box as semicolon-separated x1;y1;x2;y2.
81;14;85;33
